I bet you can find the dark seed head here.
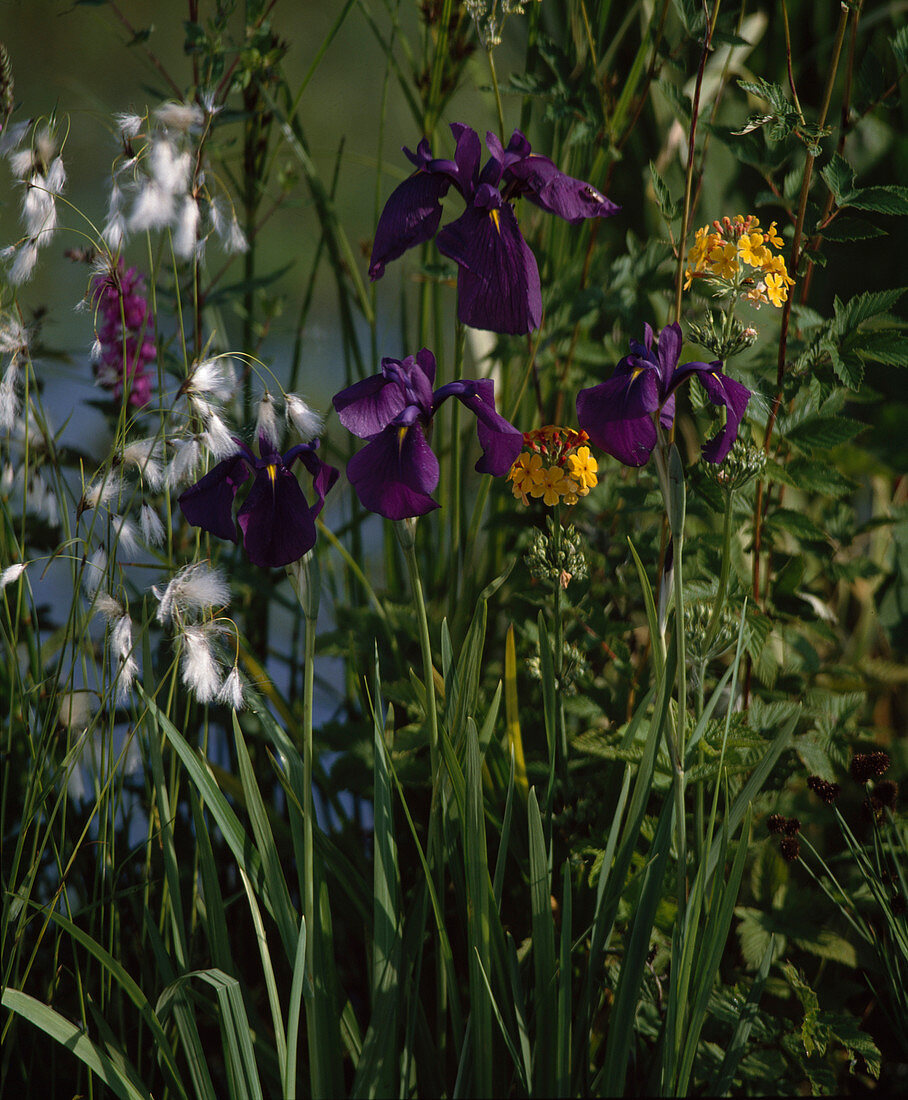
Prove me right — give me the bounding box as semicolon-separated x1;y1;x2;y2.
807;775;841;804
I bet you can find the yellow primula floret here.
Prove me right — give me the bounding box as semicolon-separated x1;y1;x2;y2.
706;240;738;279
685;212;794;306
765;221;783;249
738;231;769;267
567;446;598;491
509;427;598;507
764;272;790;307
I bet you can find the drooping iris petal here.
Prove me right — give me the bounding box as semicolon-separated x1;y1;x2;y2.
437;193;542;335
505;152;620;225
291;444;340;515
237;464;319;568
178;453;249;541
434;378;523;474
576;373;659;467
681;366;752;464
368;170;450;281
346;419;441;520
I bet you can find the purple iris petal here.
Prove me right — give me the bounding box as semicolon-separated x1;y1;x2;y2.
177;451;250;541
238;463;319;568
334;346;522;519
436;192;542;335
576;321;751;468
368;124;619;336
333;351;436;437
689;368;752;464
178;438;336;567
505;152;620;225
576;375;659;467
369;170;450;281
333;373;409;438
347;417;441;520
433;378;523;474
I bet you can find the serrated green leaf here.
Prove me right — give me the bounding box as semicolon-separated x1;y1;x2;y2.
855;331;908;366
820;154;857;204
738;77;790;116
850;185;908;216
824;339;864;389
765;508;828;544
649;160;679;220
834;287;906;334
821;217;886;242
786;415;865;452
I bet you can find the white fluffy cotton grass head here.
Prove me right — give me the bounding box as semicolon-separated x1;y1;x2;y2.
154;561;230;625
285;394;324;442
180;622;223;704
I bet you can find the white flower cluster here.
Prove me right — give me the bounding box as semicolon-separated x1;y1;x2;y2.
105;100;247;260
1;122;65;285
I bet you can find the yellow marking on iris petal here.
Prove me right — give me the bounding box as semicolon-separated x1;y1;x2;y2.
398;425;408;451
631;367;644;381
490;208;501;235
267;464;278;483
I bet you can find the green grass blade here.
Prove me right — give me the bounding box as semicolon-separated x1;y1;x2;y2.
556;861;573;1096
676;809;754;1095
352;652;402;1098
285;917;309;1100
41;907;186;1100
711;936;775;1095
528;786;556;1097
232;711;299;962
238;866;288;1094
2;989;152;1100
466;717;493;1097
600;796;675;1094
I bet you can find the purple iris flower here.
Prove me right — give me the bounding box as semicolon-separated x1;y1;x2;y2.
178;435;338;568
575;322;751;467
369;124;620;335
332;347;523;520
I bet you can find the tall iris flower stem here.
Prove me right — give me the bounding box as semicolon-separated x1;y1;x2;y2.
652;439;688;909
287;553;324;1098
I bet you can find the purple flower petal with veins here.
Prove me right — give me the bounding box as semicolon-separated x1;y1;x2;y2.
576;322;751;467
333;348;522;519
368;124;619;334
178;437;337;568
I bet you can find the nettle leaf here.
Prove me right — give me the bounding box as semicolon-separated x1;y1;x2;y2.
766;508;828;544
849;185;908;216
671;0;706;36
854;331;908;366
822;338;864;389
819;1013;882;1079
648;161;679;221
654;79;692;123
834;287;906;336
738;77;791;116
786;415;865;453
820;154;857;205
765;458;856;499
821;216;886;243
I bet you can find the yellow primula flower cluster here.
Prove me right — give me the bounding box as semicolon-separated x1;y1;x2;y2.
508;426;598;507
684;214;794;308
